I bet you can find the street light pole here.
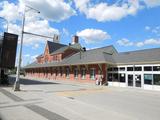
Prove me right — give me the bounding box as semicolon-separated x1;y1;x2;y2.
14;5;40;91
13;6;26;91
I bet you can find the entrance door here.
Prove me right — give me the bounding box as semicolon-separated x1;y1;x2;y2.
128;74;133;87
135;74;141;87
127;74;142;87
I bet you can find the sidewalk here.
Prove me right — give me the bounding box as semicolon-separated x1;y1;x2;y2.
0;77;128;120
0;86;131;120
1;76;160;120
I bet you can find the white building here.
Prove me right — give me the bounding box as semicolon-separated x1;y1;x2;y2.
107;48;160;91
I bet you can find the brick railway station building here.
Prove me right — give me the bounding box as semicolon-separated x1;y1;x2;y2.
24;36;160;91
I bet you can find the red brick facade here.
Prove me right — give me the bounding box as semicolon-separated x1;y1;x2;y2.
36;44;79;63
25;40;107;84
25;64;107;84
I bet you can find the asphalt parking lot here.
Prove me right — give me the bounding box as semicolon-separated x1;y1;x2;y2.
0;76;160;120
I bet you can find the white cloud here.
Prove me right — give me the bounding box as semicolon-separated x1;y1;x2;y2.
143;0;160;7
117;38;160;47
7;19;59;45
0;1;21;22
32;43;39;49
144;38;160;45
145;26;160;36
152;29;158;34
7;22;21;34
0;1;60;45
77;29;111;43
136;42;144;47
156;26;160;30
88;2;140;22
24;54;30;57
74;0;160;22
62;28;69;36
21;54;38;66
23;19;59;45
21;0;76;22
145;26;150;30
74;0;89;13
74;0;140;22
117;38;133;46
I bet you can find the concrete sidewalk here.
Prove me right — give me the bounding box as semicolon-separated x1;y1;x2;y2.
0;76;160;120
0;77;108;120
0;88;130;120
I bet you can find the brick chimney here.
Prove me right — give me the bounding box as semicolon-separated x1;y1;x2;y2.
72;35;79;44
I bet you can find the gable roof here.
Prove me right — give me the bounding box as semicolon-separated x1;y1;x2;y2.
61;45;117;65
47;41;67;54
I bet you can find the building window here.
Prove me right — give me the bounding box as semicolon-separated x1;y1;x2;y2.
90;68;95;80
119;67;125;71
113;73;118;82
144;66;152;71
127;67;133;71
66;68;70;78
108;73;112;81
81;68;86;79
107;68;112;72
113;67;118;71
153;66;160;71
119;73;125;82
144;74;152;85
135;66;142;71
74;68;78;79
153;74;160;85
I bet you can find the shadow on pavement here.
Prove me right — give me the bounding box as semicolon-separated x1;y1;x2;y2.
8;76;60;85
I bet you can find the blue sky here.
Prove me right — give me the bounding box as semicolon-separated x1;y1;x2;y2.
0;0;160;66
